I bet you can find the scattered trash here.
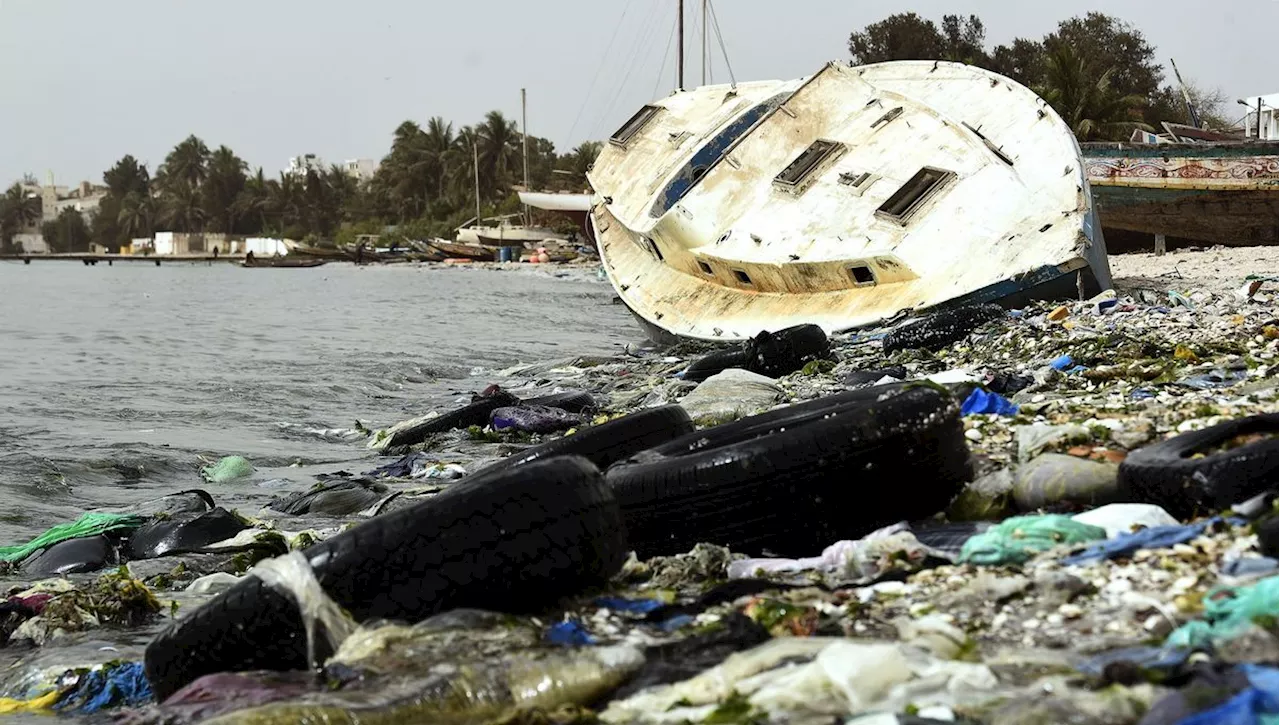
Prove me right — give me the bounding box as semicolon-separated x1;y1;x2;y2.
959;514;1107;565
676;368;782;424
546;619;595;645
1061;517;1225;565
52;661;152;714
0;513;145;564
200;455;254;483
490;404;582;433
1165;575;1279;649
1012;453;1121;511
961;388;1019;416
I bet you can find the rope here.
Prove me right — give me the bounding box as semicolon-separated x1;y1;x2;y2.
563;0;637;149
707;0;736;88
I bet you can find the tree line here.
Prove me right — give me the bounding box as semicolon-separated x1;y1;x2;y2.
847;11;1231;140
0;109;602;253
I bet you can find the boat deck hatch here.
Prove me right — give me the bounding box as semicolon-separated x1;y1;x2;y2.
611;105;662;147
876;167;955;223
774;139;844;191
849;264;876;286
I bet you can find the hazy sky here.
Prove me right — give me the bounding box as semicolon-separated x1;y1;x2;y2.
2;0;1276;185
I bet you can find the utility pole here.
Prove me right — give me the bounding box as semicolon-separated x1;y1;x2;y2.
521;88;530;226
676;0;684;90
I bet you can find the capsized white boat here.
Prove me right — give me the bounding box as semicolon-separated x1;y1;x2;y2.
586;60;1113;343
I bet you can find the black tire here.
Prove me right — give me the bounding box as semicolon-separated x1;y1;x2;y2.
520;391;599;414
643;384;914;460
475;404;695;476
1258;514;1278;559
743;324;830;378
383;391;521;449
882;304;1005;355
606;385;972;557
1117;414;1278;519
683;349;750;383
143;456;627;700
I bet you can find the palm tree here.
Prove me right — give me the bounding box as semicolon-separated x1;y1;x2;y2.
1;183;41;231
234;168;274;234
1037;42;1152;141
162;135;212;190
477;111;520;198
160;182;206;232
117;191;155;240
203;145;248;233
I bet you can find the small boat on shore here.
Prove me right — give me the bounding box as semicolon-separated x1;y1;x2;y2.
1082;139;1279;245
241;256;328;268
426;239;496;262
587;59;1112;344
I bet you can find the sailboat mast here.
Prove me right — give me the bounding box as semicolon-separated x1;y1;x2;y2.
676;0;684;90
473;141;481;226
521;87;530;226
701;0;707;85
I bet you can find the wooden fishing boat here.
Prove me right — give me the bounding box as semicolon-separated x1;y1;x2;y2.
1082;140;1279;245
425;239;496;262
241;256;328;268
586;59;1112;343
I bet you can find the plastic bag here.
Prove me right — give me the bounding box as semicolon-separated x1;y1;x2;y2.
959;514;1106;566
0;512;145;564
200;455;254;483
251;551;356;669
1165;576;1280;649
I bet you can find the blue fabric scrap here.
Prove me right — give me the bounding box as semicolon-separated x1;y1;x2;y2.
1061;518;1222;566
961;388;1019;416
1176;665;1279;725
1063;516;1248;567
545;620;595;646
52;662;153;714
658;614;695;632
1051;354;1074;371
593;596;665;615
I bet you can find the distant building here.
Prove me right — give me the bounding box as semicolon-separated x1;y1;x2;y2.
9;172;105;253
1234;94;1279;140
343;158;378;182
285;153;326;177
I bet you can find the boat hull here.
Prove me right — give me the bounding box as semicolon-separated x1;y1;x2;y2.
426;240;496;261
1082;142;1279;245
588;60;1112;343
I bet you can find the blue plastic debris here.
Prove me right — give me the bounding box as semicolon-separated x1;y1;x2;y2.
960;388;1019;417
1175;665;1279;725
1051;354;1074;371
52;662;152;714
593;596;665;615
546;619;595;646
1061;518;1226;566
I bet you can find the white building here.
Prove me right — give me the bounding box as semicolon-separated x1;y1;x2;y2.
343;158;378;182
285;153;326;177
1237;94;1279;140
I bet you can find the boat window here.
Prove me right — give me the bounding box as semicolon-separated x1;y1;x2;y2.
697;260;713;275
875;167;955;223
733;269;752;285
610;105;661;147
774;139;844;190
849;264;876;287
648;92;790;218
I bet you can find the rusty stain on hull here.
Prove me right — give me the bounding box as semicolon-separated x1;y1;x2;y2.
587;60;1113;342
